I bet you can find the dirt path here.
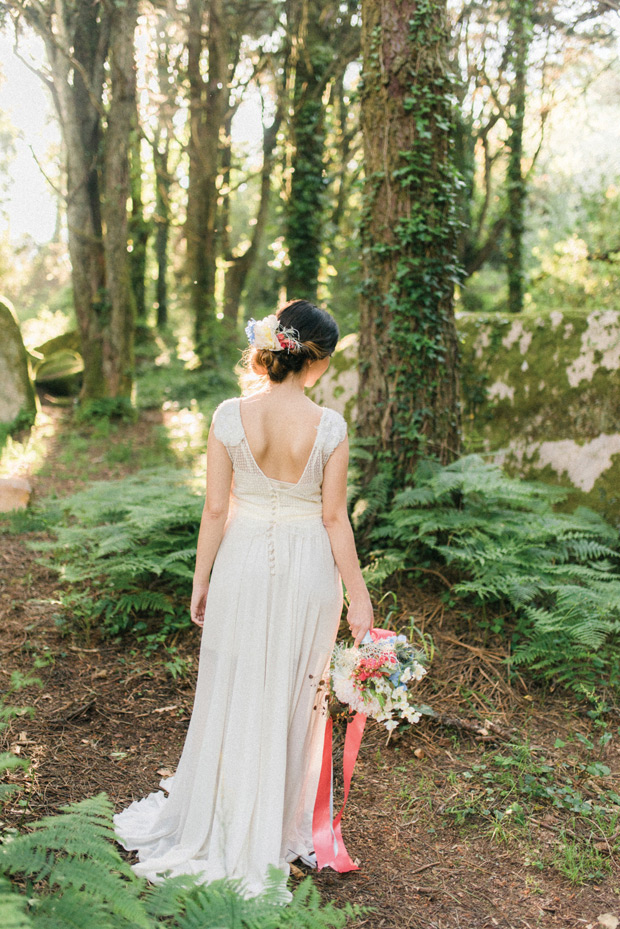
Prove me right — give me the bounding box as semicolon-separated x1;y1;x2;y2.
1;406;618;929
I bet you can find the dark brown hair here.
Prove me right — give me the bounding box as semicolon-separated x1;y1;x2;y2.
241;299;339;387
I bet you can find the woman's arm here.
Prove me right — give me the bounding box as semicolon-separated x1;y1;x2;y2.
322;435;373;646
190;424;233;627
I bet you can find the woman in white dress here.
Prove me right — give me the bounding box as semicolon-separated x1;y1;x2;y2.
113;300;374;901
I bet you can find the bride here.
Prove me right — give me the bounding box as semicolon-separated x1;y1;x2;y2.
113;299;373;901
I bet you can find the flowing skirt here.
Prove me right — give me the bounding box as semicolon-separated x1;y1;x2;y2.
113;512;342;900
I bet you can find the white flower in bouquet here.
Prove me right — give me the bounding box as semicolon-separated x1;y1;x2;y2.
330;630;429;732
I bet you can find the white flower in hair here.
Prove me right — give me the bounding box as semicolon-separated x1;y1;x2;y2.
245;313;303;353
245;314;280;350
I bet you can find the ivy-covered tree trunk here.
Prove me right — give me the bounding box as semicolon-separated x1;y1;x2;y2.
506;0;533;313
357;0;462;492
283;0;334;301
153;134;171;330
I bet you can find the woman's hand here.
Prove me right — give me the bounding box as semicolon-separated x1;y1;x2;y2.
347;595;374;647
190;584;209;627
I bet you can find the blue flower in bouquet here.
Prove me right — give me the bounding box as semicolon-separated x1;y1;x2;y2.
330;628;429;731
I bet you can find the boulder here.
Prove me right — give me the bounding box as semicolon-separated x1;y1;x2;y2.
0;476;32;512
0;298;37;427
458;308;620;521
33;329;81;357
34;348;84;396
309;332;358;422
33;330;83;396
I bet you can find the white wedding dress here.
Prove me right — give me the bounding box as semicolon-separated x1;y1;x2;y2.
113;397;348;900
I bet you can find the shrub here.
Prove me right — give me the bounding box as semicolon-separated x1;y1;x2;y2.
0;781;354;928
363;455;620;692
32;468;203;641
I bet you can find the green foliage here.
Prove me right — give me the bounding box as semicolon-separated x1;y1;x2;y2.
365;455;620;691
0;670;42;805
0;407;37;454
74;397;138;424
444;738;618;882
358;0;463;494
135;349;237;411
0;790;354;929
32;468;203;640
529;232;620;312
0;670;43;734
0;754;29;805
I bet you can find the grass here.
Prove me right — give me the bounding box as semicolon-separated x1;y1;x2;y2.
435;735;619;884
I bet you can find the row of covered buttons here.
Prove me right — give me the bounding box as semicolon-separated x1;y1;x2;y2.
267;485;278;575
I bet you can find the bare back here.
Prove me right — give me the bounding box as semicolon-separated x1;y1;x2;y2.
239;393;324;484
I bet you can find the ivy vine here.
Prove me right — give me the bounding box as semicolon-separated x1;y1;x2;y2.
358;0;464;501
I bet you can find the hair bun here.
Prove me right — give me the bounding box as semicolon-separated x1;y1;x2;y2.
239;299;339;388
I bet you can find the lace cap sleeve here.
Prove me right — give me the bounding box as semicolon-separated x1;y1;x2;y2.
321;408;348;459
211;397;244;447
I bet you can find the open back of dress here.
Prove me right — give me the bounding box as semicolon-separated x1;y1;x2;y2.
113;397;348;900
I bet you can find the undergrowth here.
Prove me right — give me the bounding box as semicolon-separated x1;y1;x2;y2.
442;729;619;884
357;454;620;693
31;468;203;646
0;780;355;928
32;450;620;694
0;679;356;928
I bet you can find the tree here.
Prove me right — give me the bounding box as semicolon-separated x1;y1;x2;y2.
506;0;533;313
357;0;462;496
283;0;360;301
451;0;619;305
7;0;137;401
145;11;184;332
222;94;282;327
185;0;230;365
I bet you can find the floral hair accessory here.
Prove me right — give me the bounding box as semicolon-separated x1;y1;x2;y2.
245;314;303;353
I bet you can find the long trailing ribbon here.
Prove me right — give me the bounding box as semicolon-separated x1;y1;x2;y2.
312;627;396;872
312;712;366;872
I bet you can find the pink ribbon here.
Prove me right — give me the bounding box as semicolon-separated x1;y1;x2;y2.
312;712;366;872
312;628;395;872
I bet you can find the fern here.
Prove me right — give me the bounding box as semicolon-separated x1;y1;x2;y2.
0;880;31;929
31;468;204;640
0;794;356;929
365;455;620;692
0;754;29;804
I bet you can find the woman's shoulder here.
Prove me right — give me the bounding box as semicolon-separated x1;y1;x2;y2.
318;405;348;456
211;396;243;446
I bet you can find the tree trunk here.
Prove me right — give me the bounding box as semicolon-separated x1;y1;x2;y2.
357;0;462;493
11;0;136;401
153;136;171;330
506;0;532;313
45;0;109;400
129;116;150;333
101;0;137;396
185;0;229;365
283;0;334;301
222;114;281;326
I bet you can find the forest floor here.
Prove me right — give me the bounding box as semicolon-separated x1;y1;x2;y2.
1;402;619;929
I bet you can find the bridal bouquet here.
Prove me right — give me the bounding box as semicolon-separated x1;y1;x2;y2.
330;628;428;732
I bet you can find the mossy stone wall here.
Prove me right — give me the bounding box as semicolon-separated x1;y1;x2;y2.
311;308;620;524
